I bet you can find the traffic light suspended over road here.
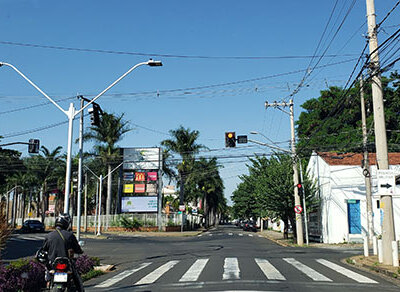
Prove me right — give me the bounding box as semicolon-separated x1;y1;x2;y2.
225;132;236;147
88;103;101;126
28;139;40;154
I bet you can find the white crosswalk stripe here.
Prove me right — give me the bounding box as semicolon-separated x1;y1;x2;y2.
135;260;179;285
255;258;286;280
96;262;151;288
316;259;377;283
283;258;332;282
223;257;240;280
179;259;209;282
92;257;381;288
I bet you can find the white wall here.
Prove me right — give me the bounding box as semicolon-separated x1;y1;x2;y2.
307;154;400;244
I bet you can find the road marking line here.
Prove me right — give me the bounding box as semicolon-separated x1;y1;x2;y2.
223;257;240;280
179;259;209;282
283;258;332;282
95;262;151;288
255;258;286;280
135;260;179;285
316;259;378;283
228;233;233;236
198;235;202;237
248;234;253;237
258;235;263;238
20;237;39;241
238;233;243;236
208;234;213;236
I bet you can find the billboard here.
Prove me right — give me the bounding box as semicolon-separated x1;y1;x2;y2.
123;148;161;170
121;196;158;212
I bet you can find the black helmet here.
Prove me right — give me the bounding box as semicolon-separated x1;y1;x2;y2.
55;213;71;230
36;248;48;264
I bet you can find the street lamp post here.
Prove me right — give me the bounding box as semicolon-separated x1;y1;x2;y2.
0;60;162;215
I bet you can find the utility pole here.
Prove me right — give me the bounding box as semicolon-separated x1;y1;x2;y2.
76;97;84;241
360;75;374;246
265;99;304;245
365;0;395;265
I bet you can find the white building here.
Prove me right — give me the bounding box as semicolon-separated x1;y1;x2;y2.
307;151;400;244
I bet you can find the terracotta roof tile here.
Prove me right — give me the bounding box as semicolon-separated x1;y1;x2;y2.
317;152;400;166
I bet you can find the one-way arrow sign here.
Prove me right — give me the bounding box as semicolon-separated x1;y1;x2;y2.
377;170;396;195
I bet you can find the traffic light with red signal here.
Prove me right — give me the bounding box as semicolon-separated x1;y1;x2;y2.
297;183;303;195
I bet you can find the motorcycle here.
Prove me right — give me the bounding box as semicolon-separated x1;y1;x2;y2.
36;249;78;292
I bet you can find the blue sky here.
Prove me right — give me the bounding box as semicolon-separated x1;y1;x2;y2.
1;0;399;204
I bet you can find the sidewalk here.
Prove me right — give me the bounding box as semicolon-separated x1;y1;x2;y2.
259;229;400;284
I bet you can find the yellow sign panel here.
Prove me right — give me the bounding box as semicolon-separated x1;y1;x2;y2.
123;184;134;193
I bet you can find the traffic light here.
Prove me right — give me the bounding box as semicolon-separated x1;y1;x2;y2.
225;132;236;147
88;104;101;126
297;183;303;195
28;139;40;154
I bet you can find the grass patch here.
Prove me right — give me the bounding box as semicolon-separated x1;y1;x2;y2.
346;258;355;265
82;269;104;282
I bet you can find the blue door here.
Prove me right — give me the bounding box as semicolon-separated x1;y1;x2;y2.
348;200;361;234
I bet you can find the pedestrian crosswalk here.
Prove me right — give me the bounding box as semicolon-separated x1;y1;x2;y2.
94;257;378;289
9;235;46;242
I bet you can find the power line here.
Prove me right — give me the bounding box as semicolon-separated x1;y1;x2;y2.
0;40;358;60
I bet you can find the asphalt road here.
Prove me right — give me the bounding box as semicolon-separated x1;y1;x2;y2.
79;225;398;292
3;226;398;291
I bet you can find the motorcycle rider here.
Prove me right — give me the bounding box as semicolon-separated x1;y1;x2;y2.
42;213;84;291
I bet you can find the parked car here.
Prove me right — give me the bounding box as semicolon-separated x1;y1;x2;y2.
21;220;45;233
243;221;257;232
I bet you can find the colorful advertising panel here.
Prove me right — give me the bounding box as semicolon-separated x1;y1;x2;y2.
123;172;134;181
146;184;157;194
147;172;158;181
121;196;158;212
135;184;146;193
123;184;134;193
123;148;161;170
135;172;146;181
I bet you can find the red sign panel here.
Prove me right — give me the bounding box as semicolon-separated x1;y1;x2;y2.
294;205;303;214
147;172;158;181
135;172;146;181
135;184;146;193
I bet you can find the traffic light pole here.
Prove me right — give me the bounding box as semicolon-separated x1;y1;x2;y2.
0;60;162;215
265;99;304;246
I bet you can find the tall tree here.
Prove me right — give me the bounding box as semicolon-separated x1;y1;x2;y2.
296;73;400;157
232;154;318;239
161;126;205;205
83;112;130;219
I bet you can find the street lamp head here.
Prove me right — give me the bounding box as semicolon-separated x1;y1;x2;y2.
0;62;4;67
250;131;259;135
147;59;163;67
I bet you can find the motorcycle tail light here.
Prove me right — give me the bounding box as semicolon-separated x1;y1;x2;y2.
55;263;67;270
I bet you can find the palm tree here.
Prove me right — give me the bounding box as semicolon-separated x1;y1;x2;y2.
161;126;205;205
25;146;64;221
83;112;130;220
189;157;225;227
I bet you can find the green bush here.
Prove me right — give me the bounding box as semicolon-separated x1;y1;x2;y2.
82;269;104;282
119;217;142;229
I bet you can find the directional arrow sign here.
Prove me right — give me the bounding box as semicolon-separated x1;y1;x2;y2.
380;183;392;189
377;170;396;196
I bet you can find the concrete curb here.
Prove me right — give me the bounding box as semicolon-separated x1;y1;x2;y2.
258;233;291;247
342;256;400;286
